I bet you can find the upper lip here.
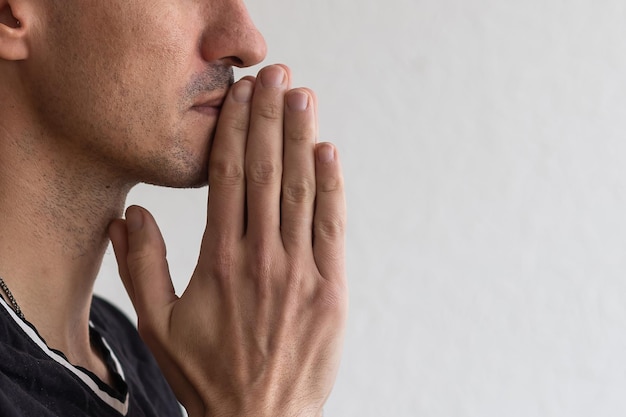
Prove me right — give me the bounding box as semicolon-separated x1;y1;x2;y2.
192;91;228;109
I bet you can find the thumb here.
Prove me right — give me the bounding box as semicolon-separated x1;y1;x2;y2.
110;205;178;321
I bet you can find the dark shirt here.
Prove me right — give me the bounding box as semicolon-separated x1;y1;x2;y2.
0;295;182;417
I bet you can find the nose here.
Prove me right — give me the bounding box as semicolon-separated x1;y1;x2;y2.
200;1;267;68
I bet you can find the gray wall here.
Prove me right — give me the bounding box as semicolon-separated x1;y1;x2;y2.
97;0;626;415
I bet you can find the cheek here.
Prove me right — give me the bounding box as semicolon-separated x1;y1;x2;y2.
35;28;183;136
38;0;198;128
23;1;209;184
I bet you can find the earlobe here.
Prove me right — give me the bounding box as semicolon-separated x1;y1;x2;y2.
0;2;29;61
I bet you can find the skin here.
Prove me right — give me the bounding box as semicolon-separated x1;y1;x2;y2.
21;0;265;187
0;0;346;416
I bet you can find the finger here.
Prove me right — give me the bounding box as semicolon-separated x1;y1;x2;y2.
281;88;317;252
110;216;204;413
312;143;346;280
108;219;137;308
206;78;255;243
118;206;178;320
245;64;290;239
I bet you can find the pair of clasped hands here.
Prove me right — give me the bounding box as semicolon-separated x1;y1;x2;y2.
109;64;347;417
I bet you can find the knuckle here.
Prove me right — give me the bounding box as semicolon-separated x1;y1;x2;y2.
209;245;236;282
287;127;313;144
247;160;280;185
228;116;249;134
126;249;159;276
126;248;149;266
318;175;343;194
283;180;315;204
315;216;345;240
256;102;282;121
209;159;244;187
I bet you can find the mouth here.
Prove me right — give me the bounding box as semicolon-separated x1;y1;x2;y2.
191;93;227;116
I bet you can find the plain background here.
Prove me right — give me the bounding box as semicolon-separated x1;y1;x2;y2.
96;0;626;415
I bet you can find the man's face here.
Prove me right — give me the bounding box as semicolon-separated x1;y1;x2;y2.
22;0;266;187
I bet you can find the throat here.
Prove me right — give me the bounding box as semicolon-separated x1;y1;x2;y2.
0;277;124;392
0;292;121;390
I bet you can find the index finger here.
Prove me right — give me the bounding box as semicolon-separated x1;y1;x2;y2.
205;78;255;243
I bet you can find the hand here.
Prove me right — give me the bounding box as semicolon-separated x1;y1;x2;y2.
109;64;347;417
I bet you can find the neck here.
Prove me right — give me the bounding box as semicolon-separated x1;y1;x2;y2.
0;122;133;369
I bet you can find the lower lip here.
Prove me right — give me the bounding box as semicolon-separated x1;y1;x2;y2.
192;106;221;116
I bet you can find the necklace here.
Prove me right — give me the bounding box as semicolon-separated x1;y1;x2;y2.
0;276;25;320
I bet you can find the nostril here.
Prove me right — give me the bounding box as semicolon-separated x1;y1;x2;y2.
226;56;244;67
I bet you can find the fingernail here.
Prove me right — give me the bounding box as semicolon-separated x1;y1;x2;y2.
232;80;253;103
317;144;335;163
287;91;309;111
126;206;143;232
260;66;286;88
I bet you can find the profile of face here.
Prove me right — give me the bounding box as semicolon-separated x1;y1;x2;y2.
19;0;266;187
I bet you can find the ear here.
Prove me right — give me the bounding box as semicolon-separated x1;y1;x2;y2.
0;1;29;60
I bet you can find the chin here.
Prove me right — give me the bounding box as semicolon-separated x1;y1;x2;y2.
145;167;209;189
130;130;213;188
136;155;209;189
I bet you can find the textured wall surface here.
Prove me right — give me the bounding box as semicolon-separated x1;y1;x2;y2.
97;0;626;415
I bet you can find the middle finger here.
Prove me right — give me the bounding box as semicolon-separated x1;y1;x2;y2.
245;64;290;239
